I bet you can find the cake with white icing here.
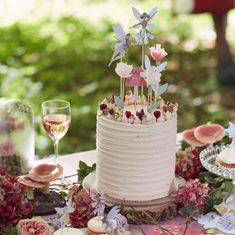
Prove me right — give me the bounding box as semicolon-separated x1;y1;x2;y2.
96;6;178;202
218;146;235;168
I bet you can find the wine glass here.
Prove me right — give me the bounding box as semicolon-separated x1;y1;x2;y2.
42;100;71;163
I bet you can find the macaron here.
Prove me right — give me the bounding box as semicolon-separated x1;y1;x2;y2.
54;228;84;235
87;216;117;235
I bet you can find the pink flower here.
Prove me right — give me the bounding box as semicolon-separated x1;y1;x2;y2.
69;187;94;228
0;167;33;229
177;179;209;207
175;147;202;180
0;140;16;157
150;44;167;61
17;217;51;235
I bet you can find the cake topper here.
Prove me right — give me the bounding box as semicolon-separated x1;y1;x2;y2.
115;62;133;102
108;24;131;67
102;6;178;124
225;122;235;145
130;6;158;44
108;6;169;108
55;197;74;229
90;191;106;216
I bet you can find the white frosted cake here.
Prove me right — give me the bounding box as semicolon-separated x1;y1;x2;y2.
96;6;178;201
217;146;235;168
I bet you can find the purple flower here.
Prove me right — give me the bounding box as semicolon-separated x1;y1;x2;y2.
115;213;129;232
103;206;120;232
90;191;105;216
0;140;16;157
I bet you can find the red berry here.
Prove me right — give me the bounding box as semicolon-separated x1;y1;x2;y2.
99;103;107;110
109;108;114;115
125;111;132;119
153;110;161;119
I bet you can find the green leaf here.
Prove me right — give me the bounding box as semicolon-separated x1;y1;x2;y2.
181;140;190;150
1;225;17;235
77;160;96;184
180;206;194;217
79;161;87;171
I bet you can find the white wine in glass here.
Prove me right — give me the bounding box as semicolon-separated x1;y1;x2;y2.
42;100;71;163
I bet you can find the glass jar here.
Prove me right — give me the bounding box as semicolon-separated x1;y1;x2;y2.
0;98;34;175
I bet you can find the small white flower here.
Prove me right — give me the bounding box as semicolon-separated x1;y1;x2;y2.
115;62;133;78
140;55;162;96
140;66;161;95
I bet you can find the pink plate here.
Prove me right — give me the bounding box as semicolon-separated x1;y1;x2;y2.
146;224;204;235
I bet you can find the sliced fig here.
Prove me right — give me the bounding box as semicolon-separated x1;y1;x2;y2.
194;124;225;144
182;128;206;147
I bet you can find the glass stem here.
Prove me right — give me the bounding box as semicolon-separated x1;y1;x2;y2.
54;139;59;163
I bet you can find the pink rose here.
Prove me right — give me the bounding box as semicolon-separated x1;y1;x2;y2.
0;140;16;157
17;217;52;235
150;44;167;61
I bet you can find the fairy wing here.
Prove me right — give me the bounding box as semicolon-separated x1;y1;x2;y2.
106;206;120;221
148;6;158;22
144;55;152;70
132;7;142;21
65;197;75;213
148;23;156;28
55;207;65;215
156;62;167;73
113;24;126;41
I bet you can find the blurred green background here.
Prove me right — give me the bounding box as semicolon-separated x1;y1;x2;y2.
0;0;235;158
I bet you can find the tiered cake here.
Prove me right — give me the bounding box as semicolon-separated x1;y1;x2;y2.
96;6;178;202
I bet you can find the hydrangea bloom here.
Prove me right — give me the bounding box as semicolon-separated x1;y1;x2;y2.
177;179;209;207
68;187;94;228
0;167;33;229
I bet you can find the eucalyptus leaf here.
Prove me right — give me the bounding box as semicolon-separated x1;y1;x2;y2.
147;102;159;113
114;95;124;109
157;83;168;96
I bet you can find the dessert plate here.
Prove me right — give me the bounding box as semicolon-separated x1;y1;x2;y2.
200;145;235;212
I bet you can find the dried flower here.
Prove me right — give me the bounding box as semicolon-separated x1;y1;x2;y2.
0;140;16;157
68;187;94;228
115;62;133;78
17;217;52;235
0;167;33;229
177;179;209;207
150;44;168;61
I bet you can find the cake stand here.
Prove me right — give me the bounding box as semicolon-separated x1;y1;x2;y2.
200;145;235;212
83;172;185;224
